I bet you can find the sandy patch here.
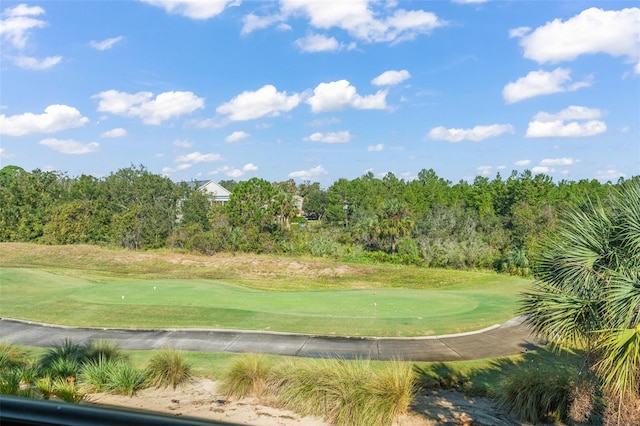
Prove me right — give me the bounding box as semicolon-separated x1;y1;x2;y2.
86;378;519;426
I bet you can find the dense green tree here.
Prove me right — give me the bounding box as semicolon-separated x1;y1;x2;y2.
0;168;64;241
225;177;277;231
520;180;640;415
302;188;329;219
104;166;179;249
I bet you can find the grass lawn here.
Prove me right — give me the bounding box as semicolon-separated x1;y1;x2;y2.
0;243;532;336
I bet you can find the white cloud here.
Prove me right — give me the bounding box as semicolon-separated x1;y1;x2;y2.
243;163;258;171
140;0;240;20
212;163;258;178
216;85;301;121
175;151;223;163
371;69;410;86
502;68;591;103
90;36;124;50
225;130;250;143
540;157;576;166
0;148;5;158
93;89;204;124
307;117;341;127
514;159;531;167
509;26;530;38
0;3;46;49
101;128;127;138
294;34;341;52
11;55;61;70
426;124;514;142
248;0;445;44
532;166;550;174
39;138;99;154
173;139;192;147
304;131;351;143
307;80;387;112
533;105;604;122
526;106;607;138
241;13;284;35
367;143;384;152
595;169;625;181
514;7;640;73
162;163;192;175
0;105;89;136
288;165;328;179
526;121;606;138
477;166;493;175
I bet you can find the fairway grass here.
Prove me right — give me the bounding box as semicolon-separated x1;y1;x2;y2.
0;243;532;336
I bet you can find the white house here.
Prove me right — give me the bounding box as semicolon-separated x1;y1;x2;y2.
197;180;231;203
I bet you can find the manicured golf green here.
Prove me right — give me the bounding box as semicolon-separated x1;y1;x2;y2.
0;265;529;337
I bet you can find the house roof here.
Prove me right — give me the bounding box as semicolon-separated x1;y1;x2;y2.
197;180;231;197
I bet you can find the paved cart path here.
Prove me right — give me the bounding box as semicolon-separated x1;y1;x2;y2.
0;317;542;361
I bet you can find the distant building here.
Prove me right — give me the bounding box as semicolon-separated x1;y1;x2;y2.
196;180;231;203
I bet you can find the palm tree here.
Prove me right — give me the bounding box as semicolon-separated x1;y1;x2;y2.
378;199;414;253
520;179;640;420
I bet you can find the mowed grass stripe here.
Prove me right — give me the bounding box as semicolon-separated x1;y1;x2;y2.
1;267;527;336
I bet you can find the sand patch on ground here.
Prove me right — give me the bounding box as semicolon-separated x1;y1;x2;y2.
87;378;520;426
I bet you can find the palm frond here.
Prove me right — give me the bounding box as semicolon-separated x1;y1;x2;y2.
595;326;640;399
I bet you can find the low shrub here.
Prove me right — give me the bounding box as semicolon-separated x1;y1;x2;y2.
106;362;145;396
220;354;271;399
495;366;572;423
79;357;114;393
85;340;125;364
268;358;416;426
145;349;192;389
40;339;87;379
52;377;84;403
0;343;28;371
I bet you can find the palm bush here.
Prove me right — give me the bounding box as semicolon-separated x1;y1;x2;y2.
145;349;192;389
220;354;271;399
520;179;640;421
39;339;87;378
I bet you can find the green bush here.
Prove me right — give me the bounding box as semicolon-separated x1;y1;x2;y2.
145;349;192;389
40;339;87;378
79;357;114;393
307;234;341;258
0;343;29;371
220;354;271;399
52;377;84;403
106;362;145;396
85;340;125;364
495;366;572;423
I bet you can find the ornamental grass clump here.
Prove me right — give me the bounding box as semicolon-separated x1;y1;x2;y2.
220;354;272;399
145;349;192;389
106;362;146;396
266;358;416;426
496;366;572;424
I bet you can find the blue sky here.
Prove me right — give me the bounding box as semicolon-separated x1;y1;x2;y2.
1;0;638;186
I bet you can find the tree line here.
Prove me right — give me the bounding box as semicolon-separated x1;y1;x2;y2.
0;164;634;273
